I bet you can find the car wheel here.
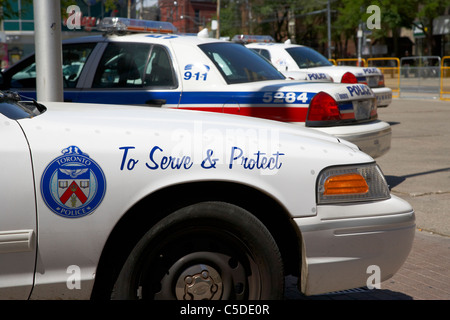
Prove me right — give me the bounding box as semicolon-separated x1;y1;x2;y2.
112;201;284;300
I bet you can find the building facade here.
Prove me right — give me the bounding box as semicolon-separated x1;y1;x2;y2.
0;0;134;68
158;0;216;34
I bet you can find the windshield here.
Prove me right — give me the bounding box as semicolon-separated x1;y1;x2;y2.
199;42;285;84
0;91;46;119
286;46;333;69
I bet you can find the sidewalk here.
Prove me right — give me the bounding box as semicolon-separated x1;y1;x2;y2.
285;99;450;300
380;230;450;300
376;99;450;237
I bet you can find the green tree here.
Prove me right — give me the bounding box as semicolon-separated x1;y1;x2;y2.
211;0;450;57
378;0;418;56
296;1;340;55
334;0;419;57
218;0;242;38
414;0;450;55
219;0;299;41
251;0;296;42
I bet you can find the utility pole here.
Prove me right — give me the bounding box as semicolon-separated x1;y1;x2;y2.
216;0;220;39
327;0;331;59
33;0;63;102
357;23;363;65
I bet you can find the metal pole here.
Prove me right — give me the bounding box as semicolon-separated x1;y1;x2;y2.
357;23;362;64
327;0;331;59
216;0;220;39
33;0;63;102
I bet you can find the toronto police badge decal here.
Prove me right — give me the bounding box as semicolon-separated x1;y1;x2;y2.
41;146;106;218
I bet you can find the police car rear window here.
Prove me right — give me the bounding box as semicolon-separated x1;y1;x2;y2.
199;42;285;84
249;48;271;61
92;43;177;88
285;47;334;69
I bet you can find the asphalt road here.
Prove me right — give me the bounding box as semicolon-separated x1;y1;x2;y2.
285;98;450;300
377;98;450;237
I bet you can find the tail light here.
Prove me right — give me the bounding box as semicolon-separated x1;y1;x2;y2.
378;74;385;87
341;72;358;84
307;92;341;124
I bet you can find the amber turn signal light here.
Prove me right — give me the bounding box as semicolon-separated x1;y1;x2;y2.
323;173;369;195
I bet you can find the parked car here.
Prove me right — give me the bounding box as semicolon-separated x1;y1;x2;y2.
246;42;392;108
232;34;334;83
0;90;415;299
0;18;390;158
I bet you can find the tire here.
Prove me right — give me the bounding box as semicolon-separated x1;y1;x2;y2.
112;201;284;300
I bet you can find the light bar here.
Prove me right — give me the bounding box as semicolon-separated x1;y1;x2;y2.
98;17;178;34
232;34;275;43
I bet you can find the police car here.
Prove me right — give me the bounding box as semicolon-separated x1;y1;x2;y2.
232;35;333;83
245;42;392;108
0;18;390;158
0;91;414;299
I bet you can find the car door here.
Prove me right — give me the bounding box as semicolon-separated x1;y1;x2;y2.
0;113;37;299
0;42;97;102
76;42;181;107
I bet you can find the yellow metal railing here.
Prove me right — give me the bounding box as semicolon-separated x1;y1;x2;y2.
335;58;367;67
328;56;450;101
440;56;450;100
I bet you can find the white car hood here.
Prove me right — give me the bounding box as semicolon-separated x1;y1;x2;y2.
19;101;363;157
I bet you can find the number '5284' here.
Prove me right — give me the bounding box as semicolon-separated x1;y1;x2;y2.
262;92;309;104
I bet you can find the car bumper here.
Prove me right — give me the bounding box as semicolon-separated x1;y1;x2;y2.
312;120;391;158
372;87;392;107
294;195;415;296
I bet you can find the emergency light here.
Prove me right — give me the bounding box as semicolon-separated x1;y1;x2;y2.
232;34;275;43
98;17;178;34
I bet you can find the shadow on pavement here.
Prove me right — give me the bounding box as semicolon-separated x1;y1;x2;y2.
385;167;450;189
284;276;413;300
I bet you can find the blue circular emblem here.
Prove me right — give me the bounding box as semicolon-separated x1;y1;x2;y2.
41;146;106;218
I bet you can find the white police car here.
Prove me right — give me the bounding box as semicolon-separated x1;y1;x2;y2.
0;18;390;158
232;34;334;83
0;91;414;299
246;42;392;108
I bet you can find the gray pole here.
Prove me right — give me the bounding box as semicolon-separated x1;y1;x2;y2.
33;0;64;102
357;23;362;63
327;0;331;59
216;0;220;39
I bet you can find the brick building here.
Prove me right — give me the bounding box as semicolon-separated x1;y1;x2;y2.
158;0;216;34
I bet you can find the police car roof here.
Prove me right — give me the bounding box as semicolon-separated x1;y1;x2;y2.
62;18;227;45
246;42;306;49
62;32;226;46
